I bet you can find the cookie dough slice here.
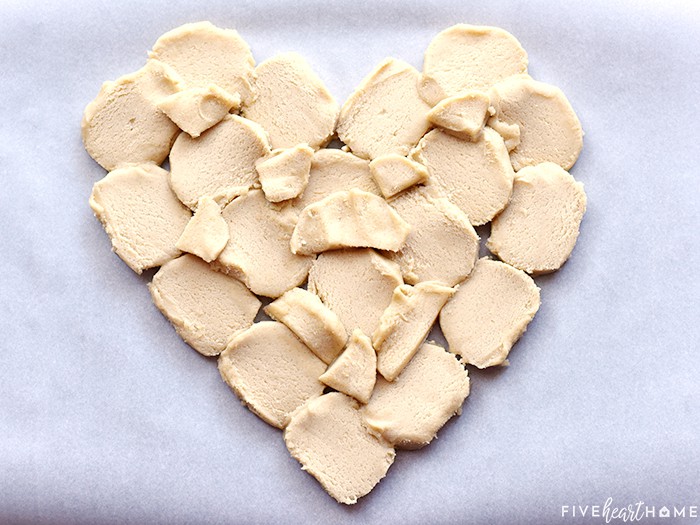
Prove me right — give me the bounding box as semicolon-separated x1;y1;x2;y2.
374;281;455;381
157;85;241;138
487;162;587;274
218;322;325;428
255;144;314;203
363;342;469;449
284;393;395;504
264;287;347;365
369;154;429;199
150;254;261;356
89;164;191;273
337;58;431;159
175;196;229;263
427;91;492;140
319;329;377;404
243;53;338;150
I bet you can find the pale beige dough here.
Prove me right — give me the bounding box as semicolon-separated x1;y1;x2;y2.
374;281;455;381
169;114;271;209
89;164;191;273
337;58;431;160
82;60;182;171
175;196;229;263
157;85;241;138
218;321;326;428
319;329;377;404
363;342;469;449
427;91;492;140
215;189;314;298
255;144;314;203
264;287;347;365
369;154;429;199
440;258;540;368
411;127;514;226
284;392;395;505
149;254;261;356
243;53;339;150
308;249;403;337
419;24;528;106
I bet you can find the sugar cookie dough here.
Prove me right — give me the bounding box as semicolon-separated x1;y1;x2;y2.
255;144;314;203
369;154;429;199
157;85;241;138
374;282;455;382
89;164;191;273
219;321;326;428
169;114;270;209
419;24;528;106
427;91;492;140
319;329;377;404
308;249;403;336
284;393;395;505
243;53;338;150
363;342;469;449
411;127;514;226
337;58;431;160
488;162;587;274
150;254;261;356
264;287;347;365
175;196;229;263
440;258;540;368
82;60;182;171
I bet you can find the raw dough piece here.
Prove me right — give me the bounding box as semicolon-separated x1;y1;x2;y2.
319;329;377;404
89;164;191;273
255;144;314;203
369;154;429;199
427;91;491;140
169;114;270;209
284;393;395;504
82;60;182;171
488;75;583;171
337;58;431;160
363;342;469;449
374;281;455;381
215;189;314;298
487;162;587;274
440;258;540;368
157;85;241;138
243;53;338;150
411;127;514;226
264;287;347;365
387;187;479;286
150;254;261;356
290;189;411;255
419;24;528;106
175;196;229;263
489;118;521;152
218;321;325;428
308;249;403;336
150;21;255;104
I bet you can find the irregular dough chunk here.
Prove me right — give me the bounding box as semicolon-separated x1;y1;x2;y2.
284;393;395;505
440;258;540;368
374;281;455;381
255;144;314;203
427;91;491;140
319;329;377;404
243;53;339;150
363;342;469;449
215;189;314;298
264;287;347;365
419;24;528;106
369;154;429;199
487;162;587;274
337;58;431;160
157;85;241;138
411;127;514;226
488;75;583;171
308;249;403;337
290;189;411;255
82;60;182;171
218;321;325;428
150;254;261;356
175;196;229;263
169;114;271;209
89;164;191;273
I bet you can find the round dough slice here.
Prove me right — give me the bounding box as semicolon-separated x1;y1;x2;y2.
149;254;261;356
89;164;191;273
243;53;339;150
440;258;540;368
218;321;326;429
419;24;528;106
169;114;271;209
411;127;514;225
487;162;587;274
319;329;377;404
175;196;229;263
